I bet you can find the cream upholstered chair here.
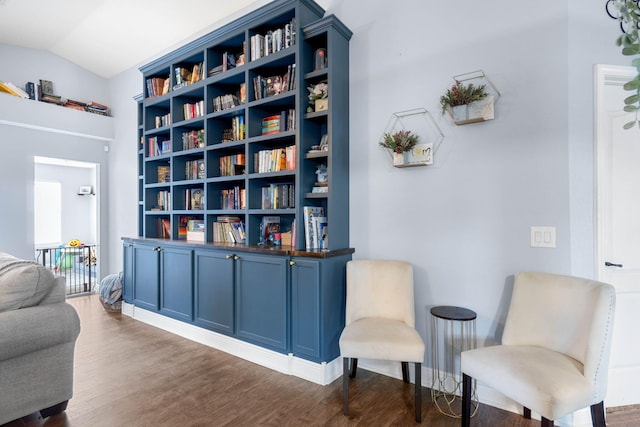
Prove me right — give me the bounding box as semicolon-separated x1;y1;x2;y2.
339;260;425;422
461;272;616;427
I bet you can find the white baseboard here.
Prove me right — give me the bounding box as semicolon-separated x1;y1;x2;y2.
121;302;341;385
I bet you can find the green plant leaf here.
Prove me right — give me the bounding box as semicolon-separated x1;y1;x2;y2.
623;79;640;90
623;120;638;130
624;93;640;104
622;46;640;55
623;105;639;112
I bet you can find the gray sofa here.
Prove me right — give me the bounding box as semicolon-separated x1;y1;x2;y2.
0;252;81;424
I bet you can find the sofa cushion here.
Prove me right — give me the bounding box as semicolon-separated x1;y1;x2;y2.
0;252;56;313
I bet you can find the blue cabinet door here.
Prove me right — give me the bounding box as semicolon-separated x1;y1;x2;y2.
132;243;159;311
159;246;193;322
194;250;234;334
291;258;320;360
291;254;350;362
235;253;289;353
122;241;133;303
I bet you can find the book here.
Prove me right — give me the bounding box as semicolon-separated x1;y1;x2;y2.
190;189;204;210
0;82;28;98
157;165;170;183
303;206;324;250
39;79;54;96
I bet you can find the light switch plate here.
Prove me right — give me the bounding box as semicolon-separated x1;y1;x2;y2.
531;226;556;248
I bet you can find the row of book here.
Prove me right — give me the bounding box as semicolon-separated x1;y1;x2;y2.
254;145;296;173
221;115;246;142
155;113;171;128
183;100;205;121
220;153;246;177
146;76;170;98
185;159;205;181
184;188;204;210
174;62;204;90
209;50;245;77
261;183;295;210
253;64;295;100
184;219;205;242
221;186;246;210
213;92;241;112
303;206;327;250
249;17;296;61
181;129;204;150
212;217;246;244
260;109;295;136
153;191;171;211
148;137;171;157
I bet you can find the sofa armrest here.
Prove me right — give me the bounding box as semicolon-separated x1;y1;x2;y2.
0;302;81;362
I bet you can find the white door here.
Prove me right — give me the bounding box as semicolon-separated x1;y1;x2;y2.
595;64;640;407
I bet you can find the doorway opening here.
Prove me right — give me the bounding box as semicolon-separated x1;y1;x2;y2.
33;156;100;295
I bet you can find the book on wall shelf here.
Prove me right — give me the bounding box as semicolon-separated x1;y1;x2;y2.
0;81;28;98
260;216;280;245
212;216;245;244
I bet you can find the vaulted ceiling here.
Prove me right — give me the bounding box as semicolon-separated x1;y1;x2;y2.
0;0;271;79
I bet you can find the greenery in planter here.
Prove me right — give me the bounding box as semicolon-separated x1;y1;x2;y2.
379;130;419;154
608;0;640;129
439;81;489;114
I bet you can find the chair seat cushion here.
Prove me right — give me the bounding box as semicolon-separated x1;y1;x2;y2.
339;317;425;362
461;345;595;420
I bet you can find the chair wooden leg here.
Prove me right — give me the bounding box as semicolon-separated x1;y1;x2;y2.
402;361;410;383
343;358;350;416
524;407;532;419
541;417;554;427
590;401;606;427
415;362;422;423
462;373;472;427
349;357;358;378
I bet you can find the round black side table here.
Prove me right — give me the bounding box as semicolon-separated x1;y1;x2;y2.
430;305;478;418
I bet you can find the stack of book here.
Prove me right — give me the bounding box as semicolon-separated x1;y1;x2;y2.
181;129;204;150
219;153;245;176
184;159;205;180
173;62;204;90
254;145;295;173
154;191;171;211
249;17;296;61
212;216;246;244
186;219;205;242
183;100;204;120
261;184;295;209
212;92;241;112
303;206;327;250
260;110;295;136
146;76;169;97
155;112;171;128
253;65;295;101
148;137;171;157
221;115;245;142
85;101;110;116
221;186;246;210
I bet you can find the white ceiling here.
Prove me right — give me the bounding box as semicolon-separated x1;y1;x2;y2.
0;0;272;79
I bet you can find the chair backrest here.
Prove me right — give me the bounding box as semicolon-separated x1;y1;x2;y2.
503;272;616;400
345;260;415;327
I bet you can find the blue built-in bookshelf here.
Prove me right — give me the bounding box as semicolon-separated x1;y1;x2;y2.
135;0;352;252
124;0;354;384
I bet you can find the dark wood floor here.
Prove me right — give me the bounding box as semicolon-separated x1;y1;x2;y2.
3;294;638;427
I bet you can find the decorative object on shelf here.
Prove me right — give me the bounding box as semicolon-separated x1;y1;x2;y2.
379;130;419;165
315;164;328;183
606;0;640;129
307;81;328;112
380;108;443;168
440;70;500;125
314;48;328;70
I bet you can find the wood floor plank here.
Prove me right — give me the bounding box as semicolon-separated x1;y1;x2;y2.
0;294;635;426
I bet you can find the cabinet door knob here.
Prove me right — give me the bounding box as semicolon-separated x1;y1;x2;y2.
154;247;162;251
234;255;239;260
226;254;232;259
289;261;295;266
